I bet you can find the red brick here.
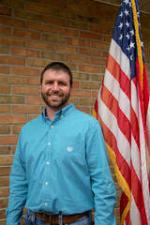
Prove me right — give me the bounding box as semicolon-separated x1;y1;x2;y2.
72;89;91;97
0;46;9;54
0;115;27;124
0;135;17;145
0;220;5;225
11;47;40;57
0;16;25;27
0;146;12;155
0;167;11;176
79;81;100;89
55;46;78;54
26;96;43;105
57;27;79;37
0;187;9;198
79;64;101;74
80;31;100;40
92;90;98;97
0;26;11;35
0;156;13;166
0;95;25;105
11;96;25;104
79;47;101;57
71;97;93;106
0;105;11;113
12;105;40;114
74;73;90;81
0;198;8;209
26;39;54;50
0;125;11;135
0;177;9;187
0;37;26;47
79;39;91;47
26;58;50;67
12;85;39;95
13;29;41;40
0;85;11;94
8;76;39;85
0;209;6;220
30;77;41;85
41;25;78;37
0;5;11;16
24;2;51;14
0;96;11;104
77;106;91;114
0;66;9;74
10;66;40;76
0;56;25;65
27;21;51;32
72;81;80;89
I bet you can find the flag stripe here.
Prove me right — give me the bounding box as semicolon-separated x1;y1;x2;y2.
130;195;141;225
103;70;130;120
109;39;130;78
101;85;131;141
98;98;130;165
107;54;130;98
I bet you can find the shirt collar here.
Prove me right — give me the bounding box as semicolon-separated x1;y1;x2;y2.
42;104;75;121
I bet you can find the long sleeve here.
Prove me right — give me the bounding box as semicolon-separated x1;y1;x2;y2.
86;121;116;225
6;132;27;225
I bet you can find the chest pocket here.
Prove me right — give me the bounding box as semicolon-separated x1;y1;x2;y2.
52;133;86;166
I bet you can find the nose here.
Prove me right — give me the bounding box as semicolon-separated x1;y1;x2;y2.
52;82;59;91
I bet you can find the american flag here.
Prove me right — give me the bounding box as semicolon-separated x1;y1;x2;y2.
93;0;150;224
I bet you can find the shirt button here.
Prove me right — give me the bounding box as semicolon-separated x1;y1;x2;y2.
50;125;54;128
45;181;48;186
48;142;51;146
46;161;50;165
44;202;48;207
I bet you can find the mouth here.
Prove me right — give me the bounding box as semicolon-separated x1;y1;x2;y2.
49;94;61;98
47;94;63;102
48;92;63;97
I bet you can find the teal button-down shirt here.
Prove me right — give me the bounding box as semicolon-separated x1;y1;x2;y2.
6;104;116;225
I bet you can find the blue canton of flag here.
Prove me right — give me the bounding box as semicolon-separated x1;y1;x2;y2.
113;0;143;78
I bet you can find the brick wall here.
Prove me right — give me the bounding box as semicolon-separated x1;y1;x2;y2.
0;0;150;224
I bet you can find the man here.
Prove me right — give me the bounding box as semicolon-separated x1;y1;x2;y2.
6;62;116;225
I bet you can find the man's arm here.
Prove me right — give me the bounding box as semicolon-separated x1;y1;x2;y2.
86;120;116;225
6;132;27;225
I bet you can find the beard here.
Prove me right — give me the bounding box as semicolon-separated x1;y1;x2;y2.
41;90;70;111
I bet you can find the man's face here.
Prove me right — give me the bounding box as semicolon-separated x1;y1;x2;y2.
41;69;71;111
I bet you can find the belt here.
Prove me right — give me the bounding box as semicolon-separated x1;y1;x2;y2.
34;211;90;224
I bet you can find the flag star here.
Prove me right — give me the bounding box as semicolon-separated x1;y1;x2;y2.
119;34;123;40
118;23;123;29
123;0;130;4
130;41;135;48
130;55;133;61
126;33;130;39
119;11;123;17
126;46;130;51
126;22;130;27
124;9;129;16
130;30;134;36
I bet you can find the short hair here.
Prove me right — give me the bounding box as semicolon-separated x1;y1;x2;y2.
40;62;73;87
